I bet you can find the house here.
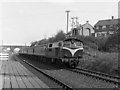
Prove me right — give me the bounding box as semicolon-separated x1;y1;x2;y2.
94;16;120;37
80;21;95;36
68;21;95;37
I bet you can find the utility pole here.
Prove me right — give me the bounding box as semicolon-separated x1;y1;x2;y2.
71;17;75;29
1;40;3;53
75;17;78;28
66;10;70;34
2;40;3;46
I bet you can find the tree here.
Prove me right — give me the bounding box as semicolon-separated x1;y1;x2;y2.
30;41;38;47
104;25;120;52
37;30;66;44
97;37;108;51
54;30;66;42
48;37;55;43
38;39;48;45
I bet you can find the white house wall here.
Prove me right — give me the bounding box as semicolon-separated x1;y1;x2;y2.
79;22;94;36
79;29;89;36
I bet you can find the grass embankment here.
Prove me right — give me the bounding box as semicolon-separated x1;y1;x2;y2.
79;48;119;76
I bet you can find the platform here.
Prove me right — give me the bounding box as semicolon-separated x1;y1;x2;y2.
0;56;49;90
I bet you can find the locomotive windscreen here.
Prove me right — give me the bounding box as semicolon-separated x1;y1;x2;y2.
63;38;83;47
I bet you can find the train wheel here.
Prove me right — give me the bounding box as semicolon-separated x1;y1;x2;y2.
55;59;62;68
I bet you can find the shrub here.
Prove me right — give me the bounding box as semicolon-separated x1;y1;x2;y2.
79;52;118;76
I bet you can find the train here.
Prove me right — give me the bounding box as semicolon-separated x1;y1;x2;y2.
19;37;84;68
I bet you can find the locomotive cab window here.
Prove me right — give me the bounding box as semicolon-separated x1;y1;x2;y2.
63;38;83;48
75;41;83;47
49;44;52;48
63;41;71;47
48;44;52;51
58;42;62;47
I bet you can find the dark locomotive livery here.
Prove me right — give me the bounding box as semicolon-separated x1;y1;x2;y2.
19;37;84;68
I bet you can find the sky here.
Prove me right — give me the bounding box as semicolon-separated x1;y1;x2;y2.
0;0;119;45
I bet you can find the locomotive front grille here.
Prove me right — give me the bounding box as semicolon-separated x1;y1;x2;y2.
62;47;83;58
74;50;83;58
62;49;72;58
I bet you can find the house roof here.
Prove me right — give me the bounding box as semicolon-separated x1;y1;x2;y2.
82;21;94;27
94;19;120;26
82;21;95;30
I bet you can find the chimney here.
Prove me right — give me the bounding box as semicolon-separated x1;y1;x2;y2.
86;21;89;23
112;16;114;19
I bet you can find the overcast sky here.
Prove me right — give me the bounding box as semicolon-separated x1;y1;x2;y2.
0;0;119;45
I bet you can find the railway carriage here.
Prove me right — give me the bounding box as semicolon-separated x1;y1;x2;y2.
28;47;34;55
34;45;46;56
19;47;28;54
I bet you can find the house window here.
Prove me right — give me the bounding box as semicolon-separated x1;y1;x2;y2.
97;32;101;36
102;26;106;29
101;33;106;37
99;26;102;30
110;25;113;29
106;25;110;30
109;31;114;34
96;26;99;29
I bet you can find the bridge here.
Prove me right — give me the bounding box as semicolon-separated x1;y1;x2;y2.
0;45;29;53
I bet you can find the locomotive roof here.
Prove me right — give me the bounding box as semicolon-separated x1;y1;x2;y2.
63;37;83;42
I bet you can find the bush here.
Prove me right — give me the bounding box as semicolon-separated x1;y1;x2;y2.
54;30;66;42
79;52;118;76
30;41;38;47
95;53;118;75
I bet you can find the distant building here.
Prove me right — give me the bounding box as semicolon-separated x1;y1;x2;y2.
80;21;95;36
94;16;120;37
68;21;95;37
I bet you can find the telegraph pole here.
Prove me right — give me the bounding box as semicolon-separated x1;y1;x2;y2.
1;40;3;53
66;10;70;34
71;17;75;29
75;17;78;28
2;40;3;46
25;43;26;46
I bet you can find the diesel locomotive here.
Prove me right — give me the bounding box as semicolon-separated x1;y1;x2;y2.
19;37;84;68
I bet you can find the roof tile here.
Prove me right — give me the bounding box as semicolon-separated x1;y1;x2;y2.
95;19;120;26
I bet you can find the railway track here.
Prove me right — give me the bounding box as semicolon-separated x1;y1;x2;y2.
77;67;119;80
17;55;118;89
20;59;74;90
67;67;119;86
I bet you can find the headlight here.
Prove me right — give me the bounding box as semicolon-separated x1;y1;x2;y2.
64;54;68;58
78;55;82;58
